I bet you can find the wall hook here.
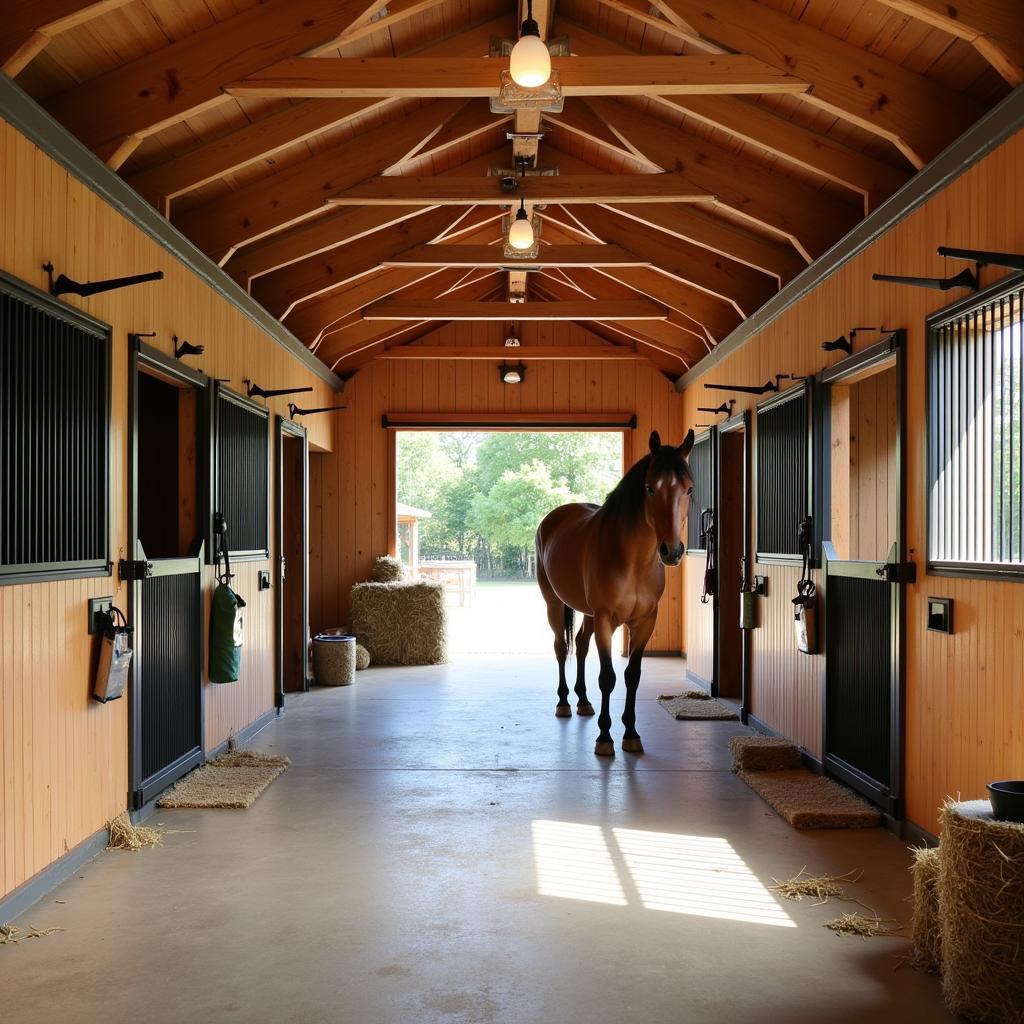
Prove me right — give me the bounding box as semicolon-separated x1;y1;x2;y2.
822;335;852;355
289;403;347;419
704;374;790;396
174;335;204;358
937;246;1024;272
696;400;735;417
43;262;164;298
872;267;979;292
245;381;314;400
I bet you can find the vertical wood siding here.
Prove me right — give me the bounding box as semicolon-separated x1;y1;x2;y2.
680;131;1024;834
0;120;335;900
309;320;686;655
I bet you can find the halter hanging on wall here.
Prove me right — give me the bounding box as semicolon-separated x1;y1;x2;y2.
288;403;347;419
245;381;314;400
174;335;204;358
703;374;791;396
43;262;164;297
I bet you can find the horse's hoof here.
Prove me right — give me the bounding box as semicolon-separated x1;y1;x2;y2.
622;737;645;754
594;741;615;757
576;703;595;716
555;706;572;718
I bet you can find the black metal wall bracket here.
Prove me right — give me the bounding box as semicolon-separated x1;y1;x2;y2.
872;267;979;292
822;334;852;355
937;246;1024;272
875;561;917;584
43;262;164;298
118;558;153;582
174;335;204;358
288;403;347;418
703;374;791;396
697;400;735;417
245;380;314;400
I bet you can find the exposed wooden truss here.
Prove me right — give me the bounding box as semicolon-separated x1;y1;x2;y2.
362;299;669;321
380;244;650;269
376;346;647;360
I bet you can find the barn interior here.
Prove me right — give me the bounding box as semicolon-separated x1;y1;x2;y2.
1;2;1023;1021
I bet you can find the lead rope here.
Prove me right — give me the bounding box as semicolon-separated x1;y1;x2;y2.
700;507;716;604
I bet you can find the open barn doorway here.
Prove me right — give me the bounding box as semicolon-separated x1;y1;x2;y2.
394;430;624;657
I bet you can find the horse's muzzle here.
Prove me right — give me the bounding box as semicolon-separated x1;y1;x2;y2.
659;541;684;566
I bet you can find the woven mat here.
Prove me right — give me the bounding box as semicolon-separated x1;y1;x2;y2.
657;691;738;721
738;769;880;829
157;750;290;809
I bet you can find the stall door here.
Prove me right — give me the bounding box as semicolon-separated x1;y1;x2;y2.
684;431;715;689
820;334;911;816
127;344;207;808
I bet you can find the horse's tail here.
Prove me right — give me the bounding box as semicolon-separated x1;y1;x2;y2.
563;604;575;660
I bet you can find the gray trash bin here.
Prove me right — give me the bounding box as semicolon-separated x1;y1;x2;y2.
312;633;356;686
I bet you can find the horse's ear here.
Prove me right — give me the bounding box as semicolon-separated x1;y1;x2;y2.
678;429;695;458
649;430;661;454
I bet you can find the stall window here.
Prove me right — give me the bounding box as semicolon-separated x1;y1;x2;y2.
213;386;269;559
756;384;810;562
927;274;1024;576
0;274;111;584
686;431;713;553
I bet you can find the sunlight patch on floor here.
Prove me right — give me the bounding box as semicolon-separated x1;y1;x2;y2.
531;820;628;906
532;820;795;927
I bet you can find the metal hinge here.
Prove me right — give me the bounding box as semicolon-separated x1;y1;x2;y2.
876;561;916;584
118;558;153;581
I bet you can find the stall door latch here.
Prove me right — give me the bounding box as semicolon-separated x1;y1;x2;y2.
875;561;916;584
118;558;153;582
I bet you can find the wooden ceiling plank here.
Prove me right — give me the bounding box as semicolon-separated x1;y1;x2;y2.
362;300;669;321
326;173;714;206
2;0;133;77
544;101;655;166
175;98;466;263
380;244;651;269
338;0;448;48
646;0;984;168
377;346;645;360
125;17;506;203
258;207;465;319
586;97;858;260
225;54;809;98
874;0;1023;87
44;0;383;152
568;204;775;316
560;17;909;206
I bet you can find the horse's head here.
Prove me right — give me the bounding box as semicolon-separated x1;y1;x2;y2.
644;429;695;567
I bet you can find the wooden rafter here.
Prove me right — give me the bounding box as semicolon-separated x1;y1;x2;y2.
125;18;506;203
257;207;466;319
585;97;859;260
376;346;646;360
874;0;1023;87
380;244;651;269
326;173;714;206
645;0;983;168
362;299;669;321
1;0;131;77
44;0;382;154
225;55;808;98
176;99;465;262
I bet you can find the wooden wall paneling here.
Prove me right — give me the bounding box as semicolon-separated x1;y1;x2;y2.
684;557;714;683
0;119;336;901
679;130;1024;832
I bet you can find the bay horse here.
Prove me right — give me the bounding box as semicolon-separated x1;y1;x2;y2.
535;430;695;756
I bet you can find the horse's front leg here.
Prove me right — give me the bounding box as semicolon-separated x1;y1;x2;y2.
621;610;657;754
593;613;617;756
574;615;595;716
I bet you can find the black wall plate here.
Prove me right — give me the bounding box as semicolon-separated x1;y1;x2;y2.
927;597;953;634
88;596;114;635
258;570;271;591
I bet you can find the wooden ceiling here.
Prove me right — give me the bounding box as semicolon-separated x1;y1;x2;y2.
6;0;1016;376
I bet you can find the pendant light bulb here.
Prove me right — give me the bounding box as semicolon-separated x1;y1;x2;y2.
507;199;535;251
509;1;551;87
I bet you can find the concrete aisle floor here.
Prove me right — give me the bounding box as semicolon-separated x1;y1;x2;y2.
2;655;949;1024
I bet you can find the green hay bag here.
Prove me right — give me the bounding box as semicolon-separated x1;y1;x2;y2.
210;581;246;683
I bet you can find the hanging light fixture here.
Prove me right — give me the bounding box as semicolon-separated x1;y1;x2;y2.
500;362;526;385
507;198;534;251
509;0;551;88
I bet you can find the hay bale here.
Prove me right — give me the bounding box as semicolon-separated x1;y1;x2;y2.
729;735;802;773
355;643;371;670
350;579;447;666
938;799;1024;1023
371;555;405;583
910;845;943;974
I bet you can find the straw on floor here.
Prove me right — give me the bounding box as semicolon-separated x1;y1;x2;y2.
910;845;942;974
657;691;738;721
157;750;289;809
107;811;161;850
937;799;1024;1024
737;769;880;829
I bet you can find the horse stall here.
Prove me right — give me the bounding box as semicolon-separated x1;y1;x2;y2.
2;2;1024;1022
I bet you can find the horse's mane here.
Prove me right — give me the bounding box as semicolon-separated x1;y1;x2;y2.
601;446;691;526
